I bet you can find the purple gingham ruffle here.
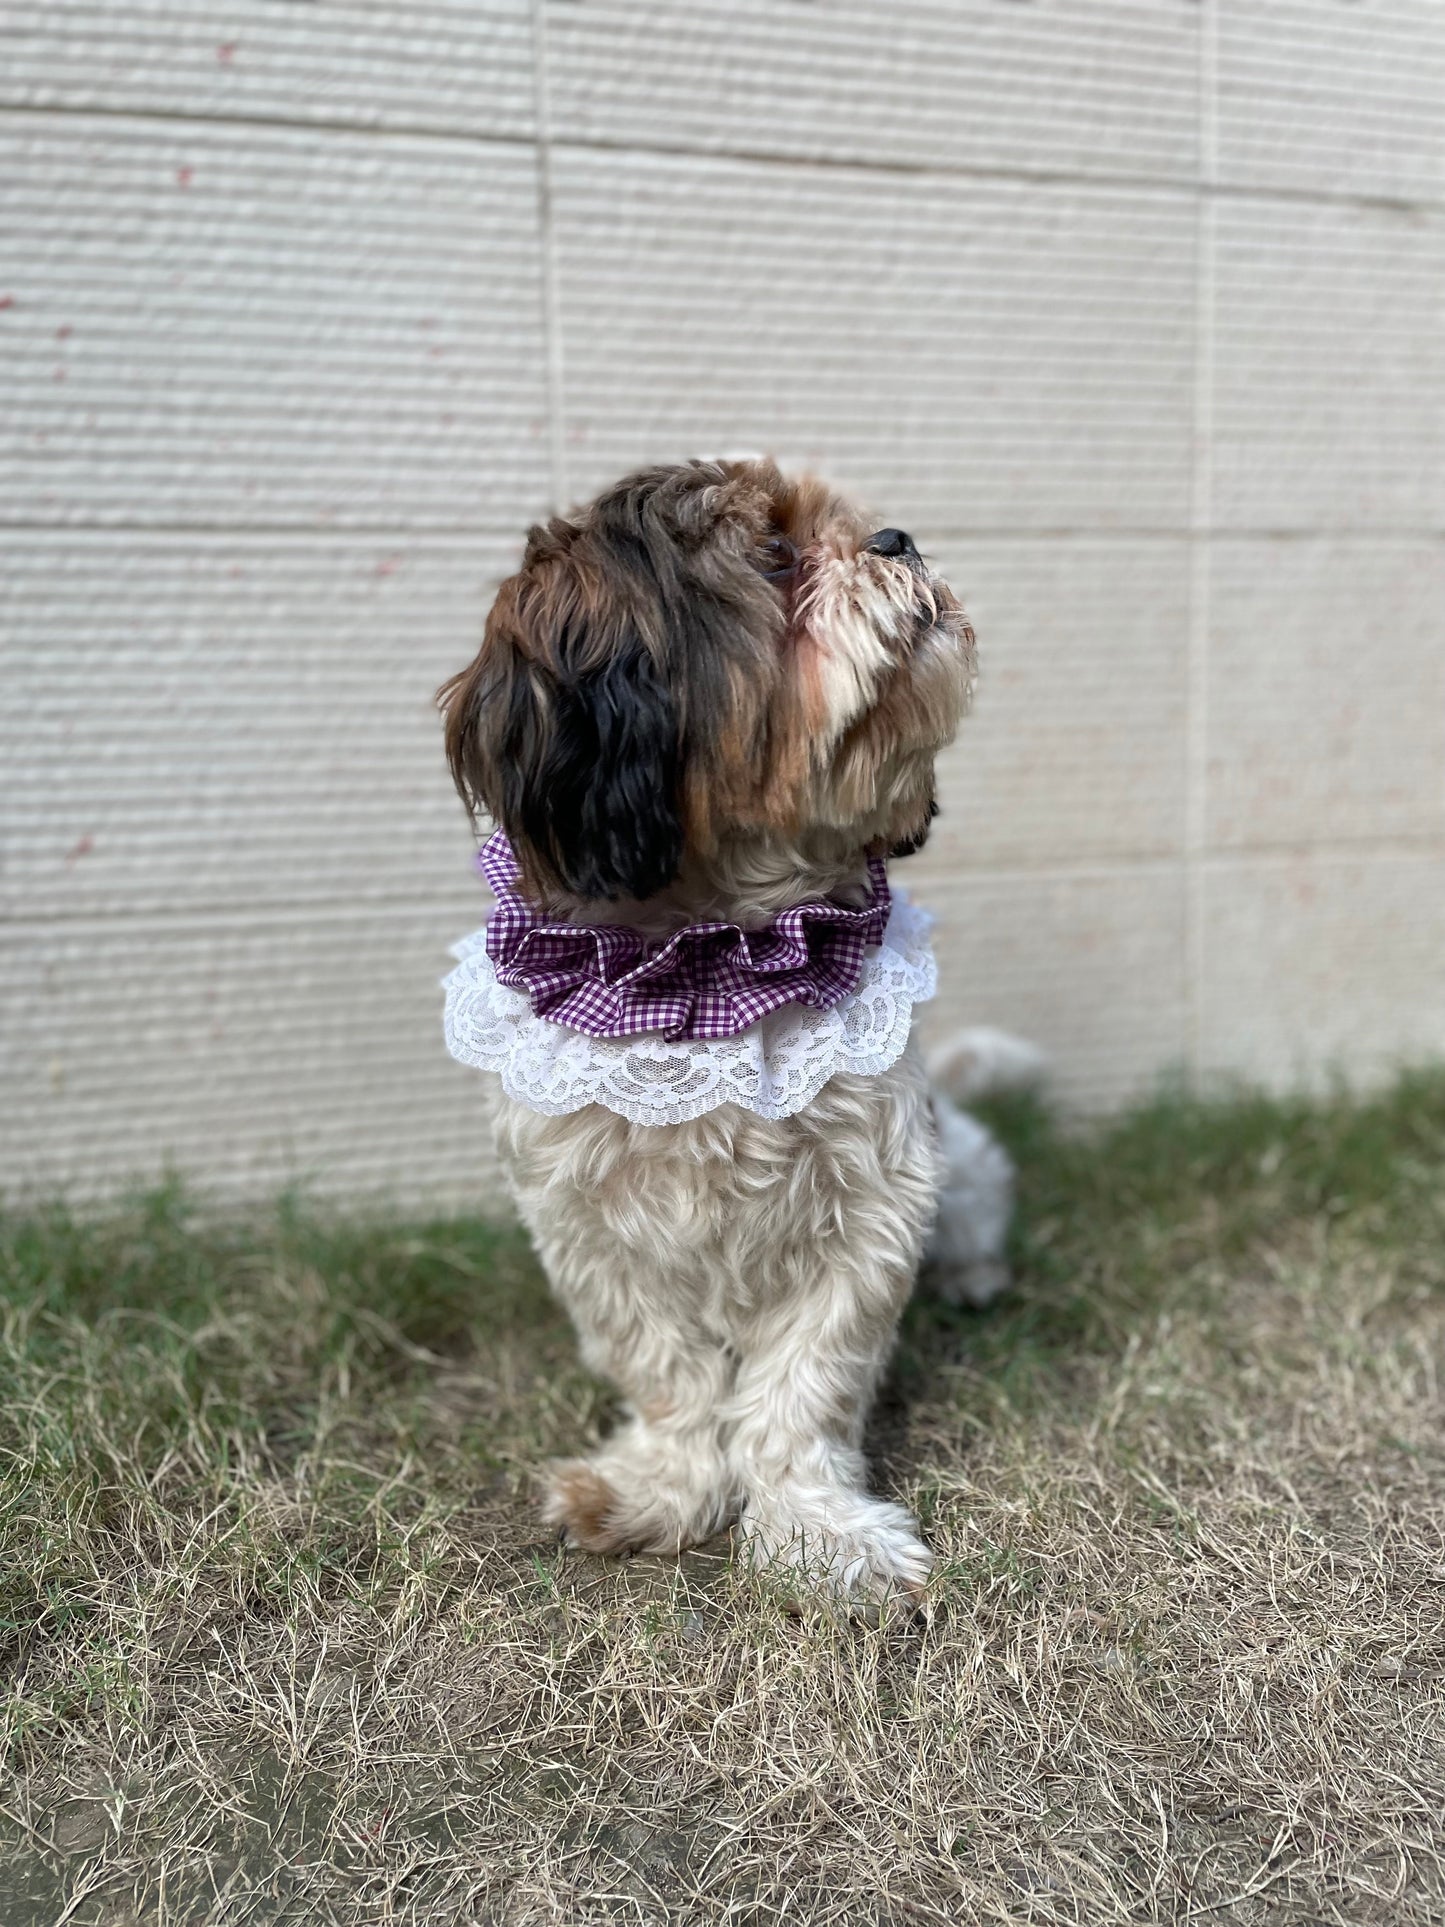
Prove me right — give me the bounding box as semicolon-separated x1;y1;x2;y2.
479;830;891;1042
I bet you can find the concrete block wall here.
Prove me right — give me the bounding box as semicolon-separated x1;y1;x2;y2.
3;2;1442;1209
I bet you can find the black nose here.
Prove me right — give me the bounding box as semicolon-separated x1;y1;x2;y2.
865;527;918;559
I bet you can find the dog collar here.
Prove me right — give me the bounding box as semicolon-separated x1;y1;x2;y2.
476;830;892;1043
442;860;938;1127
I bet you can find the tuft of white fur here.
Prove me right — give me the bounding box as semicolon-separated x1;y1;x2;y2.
797;554;903;739
923;1098;1017;1310
926;1026;1048;1105
919;1027;1044;1310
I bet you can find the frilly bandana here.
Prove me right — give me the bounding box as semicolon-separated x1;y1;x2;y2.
478;830;892;1042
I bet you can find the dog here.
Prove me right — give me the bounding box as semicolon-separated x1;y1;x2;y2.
439;457;1030;1603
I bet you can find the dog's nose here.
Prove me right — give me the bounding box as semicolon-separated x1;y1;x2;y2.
865;527;918;560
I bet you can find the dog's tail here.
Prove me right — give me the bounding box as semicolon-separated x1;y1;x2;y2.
926;1026;1047;1105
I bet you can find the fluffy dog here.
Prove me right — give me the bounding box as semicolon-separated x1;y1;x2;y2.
439;457;1022;1602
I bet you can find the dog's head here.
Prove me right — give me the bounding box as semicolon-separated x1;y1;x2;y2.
439;458;975;902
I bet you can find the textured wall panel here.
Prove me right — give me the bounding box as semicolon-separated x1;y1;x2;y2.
6;7;1445;1213
546;0;1197;182
915;866;1187;1109
0;909;505;1210
1212;199;1442;532
0;0;535;137
1218;1;1444;202
1200;853;1445;1090
0;114;550;527
1;534;508;921
1206;538;1445;852
925;536;1189;868
553;150;1196;533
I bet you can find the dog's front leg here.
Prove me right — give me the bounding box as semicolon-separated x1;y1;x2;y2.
725;1241;931;1607
533;1227;738;1557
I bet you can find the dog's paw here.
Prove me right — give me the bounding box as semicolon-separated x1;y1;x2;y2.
543;1443;735;1556
543;1457;634;1553
740;1491;933;1607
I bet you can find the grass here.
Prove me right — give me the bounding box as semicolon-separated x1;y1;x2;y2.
1;1074;1443;1925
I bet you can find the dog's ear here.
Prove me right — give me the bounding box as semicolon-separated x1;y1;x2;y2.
439;543;685;901
502;627;683;902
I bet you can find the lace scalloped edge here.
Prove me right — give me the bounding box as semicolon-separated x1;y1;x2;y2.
442;892;938;1126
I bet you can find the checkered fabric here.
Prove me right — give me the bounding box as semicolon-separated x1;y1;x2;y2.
479;830;892;1042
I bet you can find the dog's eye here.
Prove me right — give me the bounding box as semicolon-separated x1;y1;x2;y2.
758;535;799;581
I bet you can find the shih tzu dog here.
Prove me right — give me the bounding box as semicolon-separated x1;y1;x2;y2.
439;457;1032;1604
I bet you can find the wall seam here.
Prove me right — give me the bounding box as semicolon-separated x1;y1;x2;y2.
3;105;1439;221
529;0;568;515
1185;0;1219;1085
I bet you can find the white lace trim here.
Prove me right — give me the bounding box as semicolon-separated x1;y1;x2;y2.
442;891;937;1126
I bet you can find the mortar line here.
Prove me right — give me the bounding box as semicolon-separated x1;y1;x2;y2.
3;102;1439;220
529;0;568;516
1185;0;1220;1086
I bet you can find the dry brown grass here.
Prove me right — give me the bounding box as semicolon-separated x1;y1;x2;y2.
2;1076;1443;1924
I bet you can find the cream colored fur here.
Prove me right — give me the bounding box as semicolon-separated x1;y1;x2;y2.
494;1033;1035;1602
497;1044;943;1601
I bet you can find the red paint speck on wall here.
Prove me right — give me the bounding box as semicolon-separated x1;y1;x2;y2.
217;42;238;64
176;165;194;188
64;835;95;867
